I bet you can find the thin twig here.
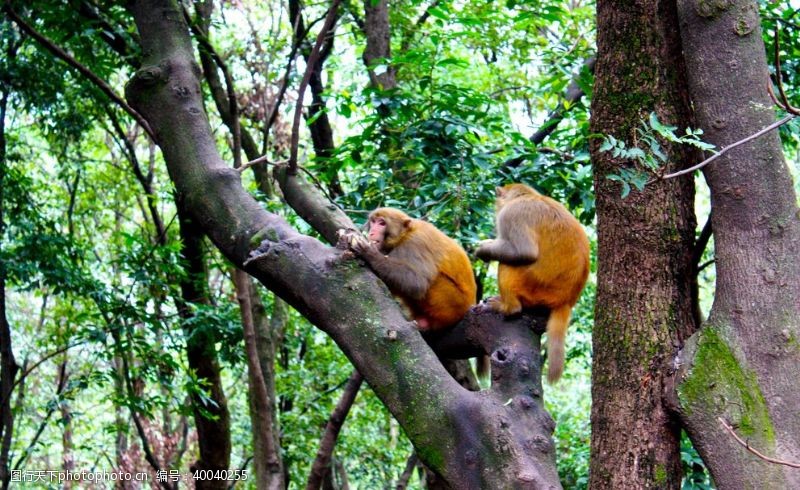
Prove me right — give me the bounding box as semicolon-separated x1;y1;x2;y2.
697;259;715;272
0;341;87;407
660;114;795;180
718;417;800;469
3;4;156;140
288;0;342;175
236;156;288;173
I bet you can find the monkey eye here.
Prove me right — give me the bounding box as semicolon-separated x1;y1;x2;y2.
376;218;386;226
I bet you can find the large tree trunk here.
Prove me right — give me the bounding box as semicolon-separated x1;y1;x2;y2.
675;1;800;487
589;0;700;487
125;2;560;486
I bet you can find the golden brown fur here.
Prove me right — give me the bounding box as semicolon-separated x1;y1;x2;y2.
353;208;477;331
477;184;589;382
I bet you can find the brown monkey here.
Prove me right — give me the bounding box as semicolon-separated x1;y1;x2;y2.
476;183;589;383
349;208;477;331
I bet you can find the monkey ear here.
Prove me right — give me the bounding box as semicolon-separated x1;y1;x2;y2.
402;218;412;228
495;186;504;197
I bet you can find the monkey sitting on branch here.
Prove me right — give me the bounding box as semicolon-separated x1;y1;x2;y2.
344;207;477;332
476;183;590;383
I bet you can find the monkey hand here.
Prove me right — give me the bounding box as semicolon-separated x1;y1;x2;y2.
336;228;362;250
338;229;378;258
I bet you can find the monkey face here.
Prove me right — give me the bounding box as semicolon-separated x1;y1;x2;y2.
367;208;413;252
368;216;388;249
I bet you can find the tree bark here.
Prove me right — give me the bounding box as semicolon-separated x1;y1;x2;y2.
363;0;396;90
125;4;560;485
176;210;231;490
675;1;800;487
246;280;285;490
589;0;700;488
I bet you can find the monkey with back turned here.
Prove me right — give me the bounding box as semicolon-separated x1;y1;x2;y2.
477;183;590;383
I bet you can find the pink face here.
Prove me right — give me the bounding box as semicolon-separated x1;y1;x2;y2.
368;216;387;247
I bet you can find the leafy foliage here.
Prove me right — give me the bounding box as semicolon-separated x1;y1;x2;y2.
599;113;715;197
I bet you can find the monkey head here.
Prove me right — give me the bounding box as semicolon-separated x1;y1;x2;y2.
366;207;413;253
495;183;540;210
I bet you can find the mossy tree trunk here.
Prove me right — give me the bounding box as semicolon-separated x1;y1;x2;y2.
675;1;800;487
125;1;561;487
589;0;700;487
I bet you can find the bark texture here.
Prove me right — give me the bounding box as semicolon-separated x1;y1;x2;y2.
590;1;700;488
675;1;800;487
363;0;396;89
125;2;560;486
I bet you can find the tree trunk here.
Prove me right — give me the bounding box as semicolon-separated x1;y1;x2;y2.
675;1;800;487
176;210;231;490
362;0;396;90
0;88;18;490
126;2;561;487
590;0;700;487
234;270;284;490
306;370;363;490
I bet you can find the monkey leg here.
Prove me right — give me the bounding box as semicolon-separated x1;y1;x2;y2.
486;295;523;316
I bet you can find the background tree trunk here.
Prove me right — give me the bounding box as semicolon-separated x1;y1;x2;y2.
176;210;231;489
363;0;396;90
246;283;285;490
675;1;800;487
0;87;18;490
589;0;700;487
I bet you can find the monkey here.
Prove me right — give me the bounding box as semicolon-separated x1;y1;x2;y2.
476;183;590;383
348;207;477;332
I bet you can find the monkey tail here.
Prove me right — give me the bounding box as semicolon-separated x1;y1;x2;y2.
546;305;573;384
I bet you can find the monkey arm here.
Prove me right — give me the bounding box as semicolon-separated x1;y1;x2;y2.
346;232;436;300
475;237;538;264
358;246;434;300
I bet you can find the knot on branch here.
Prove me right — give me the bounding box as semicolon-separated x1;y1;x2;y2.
426;304;548;396
128;65;166;90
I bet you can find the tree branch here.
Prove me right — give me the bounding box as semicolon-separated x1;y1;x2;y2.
2;4;155;140
504;57;595;168
12;361;69;471
659;114;795;180
183;4;241;167
719;417;800;469
305;370;363;490
396;453;418;490
289;0;342;175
